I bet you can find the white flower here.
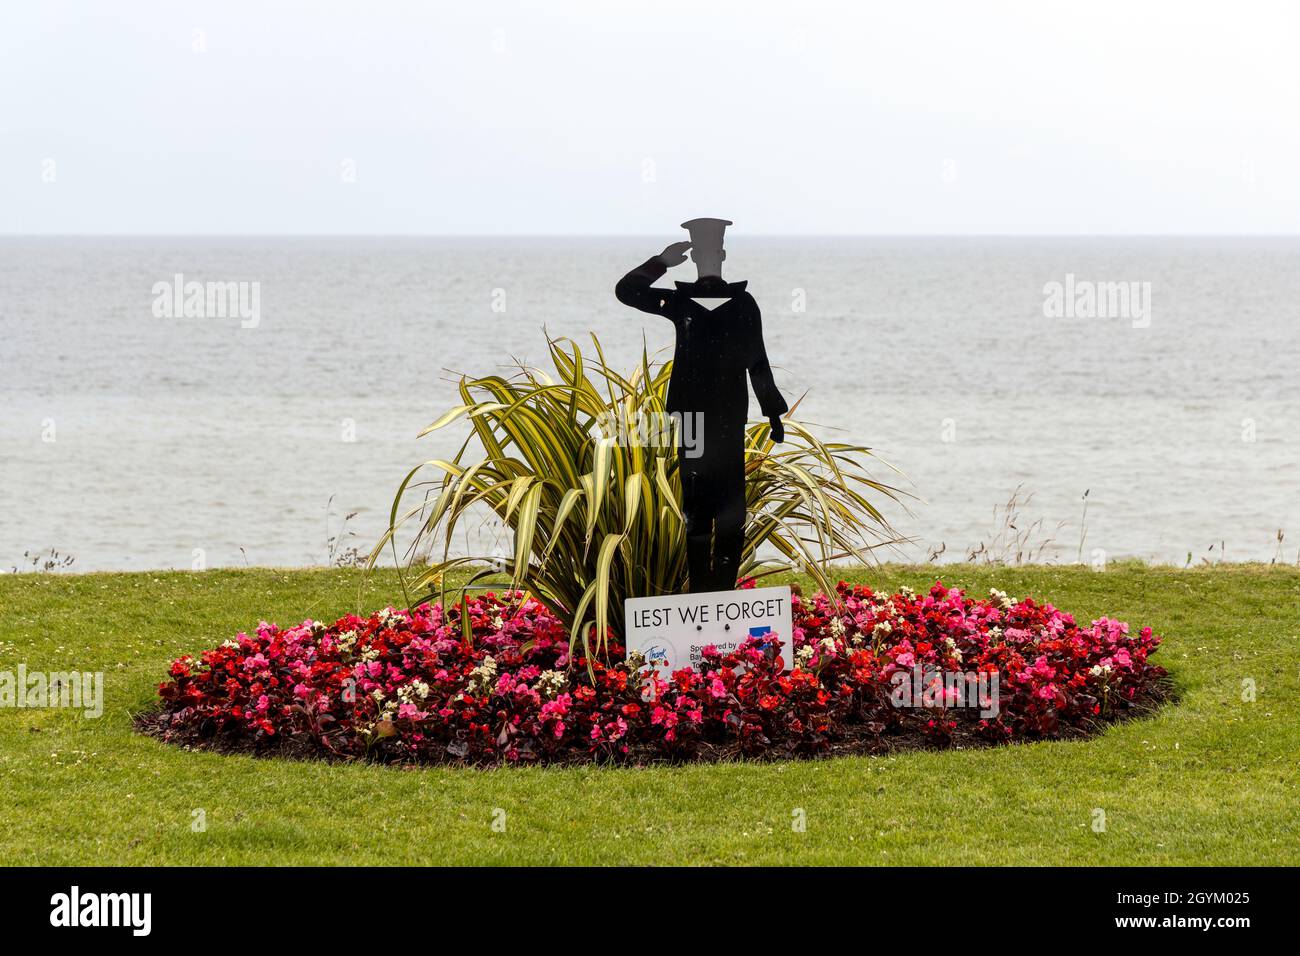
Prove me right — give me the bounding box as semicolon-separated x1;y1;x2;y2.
396;681;431;704
467;655;498;695
828;616;847;638
535;670;568;698
795;645;815;668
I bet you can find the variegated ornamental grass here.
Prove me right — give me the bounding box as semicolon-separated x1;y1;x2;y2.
373;334;906;660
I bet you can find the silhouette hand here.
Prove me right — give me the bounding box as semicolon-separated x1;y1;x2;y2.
657;241;692;267
769;416;785;443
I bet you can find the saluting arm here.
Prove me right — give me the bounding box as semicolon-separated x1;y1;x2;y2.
614;241;692;317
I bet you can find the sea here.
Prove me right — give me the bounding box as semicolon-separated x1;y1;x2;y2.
2;236;1297;571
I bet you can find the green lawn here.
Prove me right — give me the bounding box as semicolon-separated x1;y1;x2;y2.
1;563;1296;865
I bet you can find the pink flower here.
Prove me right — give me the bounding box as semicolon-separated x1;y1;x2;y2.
541;692;571;716
1028;656;1056;679
495;673;518;695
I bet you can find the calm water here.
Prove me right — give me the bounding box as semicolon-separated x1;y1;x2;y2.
2;237;1297;571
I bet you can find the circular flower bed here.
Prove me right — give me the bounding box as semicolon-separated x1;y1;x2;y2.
140;581;1168;765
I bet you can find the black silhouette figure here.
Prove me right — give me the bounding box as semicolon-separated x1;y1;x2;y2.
616;218;787;593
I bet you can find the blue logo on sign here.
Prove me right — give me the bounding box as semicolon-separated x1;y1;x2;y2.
748;625;775;656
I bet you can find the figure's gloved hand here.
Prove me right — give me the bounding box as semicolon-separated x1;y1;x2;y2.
769;416;785;443
657;241;692;267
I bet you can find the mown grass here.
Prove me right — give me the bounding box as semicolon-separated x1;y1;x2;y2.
0;563;1296;865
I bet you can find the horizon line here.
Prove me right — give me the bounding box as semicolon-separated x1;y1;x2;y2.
3;232;1299;239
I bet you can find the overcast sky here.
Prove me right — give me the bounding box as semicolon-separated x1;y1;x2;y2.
3;0;1298;234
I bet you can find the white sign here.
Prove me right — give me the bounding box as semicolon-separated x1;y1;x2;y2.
624;586;795;677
